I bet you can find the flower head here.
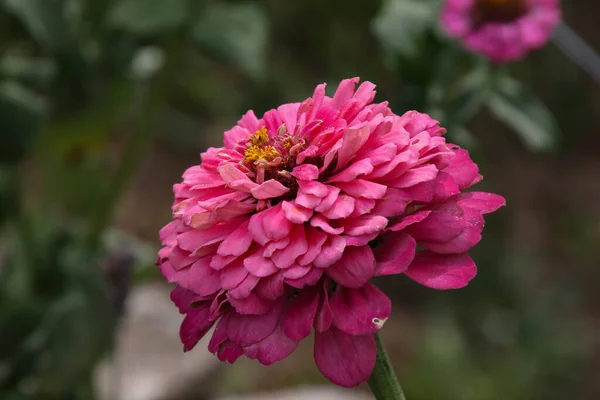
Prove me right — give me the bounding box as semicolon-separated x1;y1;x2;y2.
158;78;505;388
441;0;561;63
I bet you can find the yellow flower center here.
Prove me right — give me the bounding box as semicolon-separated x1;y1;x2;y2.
248;126;269;146
244;127;280;163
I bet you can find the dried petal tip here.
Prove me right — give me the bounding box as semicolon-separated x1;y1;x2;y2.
372;317;387;329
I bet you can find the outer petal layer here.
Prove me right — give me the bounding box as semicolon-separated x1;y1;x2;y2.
314;327;377;388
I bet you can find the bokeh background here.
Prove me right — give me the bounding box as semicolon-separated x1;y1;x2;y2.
1;0;599;399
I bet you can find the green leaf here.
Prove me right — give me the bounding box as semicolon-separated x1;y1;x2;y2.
0;56;57;86
487;75;561;152
372;0;436;59
108;0;187;35
442;65;490;128
2;0;69;50
191;2;268;77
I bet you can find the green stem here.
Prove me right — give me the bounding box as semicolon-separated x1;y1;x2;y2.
368;332;407;400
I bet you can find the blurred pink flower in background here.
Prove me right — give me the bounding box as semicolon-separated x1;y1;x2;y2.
157;78;505;388
441;0;561;63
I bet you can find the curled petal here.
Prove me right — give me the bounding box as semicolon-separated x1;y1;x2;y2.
218;164;257;192
251;179;290;199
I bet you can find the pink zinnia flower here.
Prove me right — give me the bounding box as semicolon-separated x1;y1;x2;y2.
158;78;505;388
441;0;561;63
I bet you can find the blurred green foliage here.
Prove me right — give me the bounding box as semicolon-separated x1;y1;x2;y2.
1;0;598;399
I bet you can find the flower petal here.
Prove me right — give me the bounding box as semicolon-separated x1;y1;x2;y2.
320;193;355;219
188;258;222;296
291;164;319;180
327;158;374;183
336;179;387;200
218;164;257;192
249;204;292;245
208;315;229;353
442;148;481;189
180;304;214;351
243;328;298;365
282;286;320;341
310;214;344;235
335;124;370;171
405;251;476;289
313;235;347;268
281;201;313;223
314;327;376;388
342;215;388;236
251;179;290;199
325;245;375;288
226;301;284;346
217;220;253;257
286;267;323;289
254;272;285;300
244;250;279;277
298;228;328;266
389;210;431;232
271;225;308;269
374;233;416;276
228;292;274;315
330;282;391;335
217;340;244;363
458;192;506;214
387;164;439;188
